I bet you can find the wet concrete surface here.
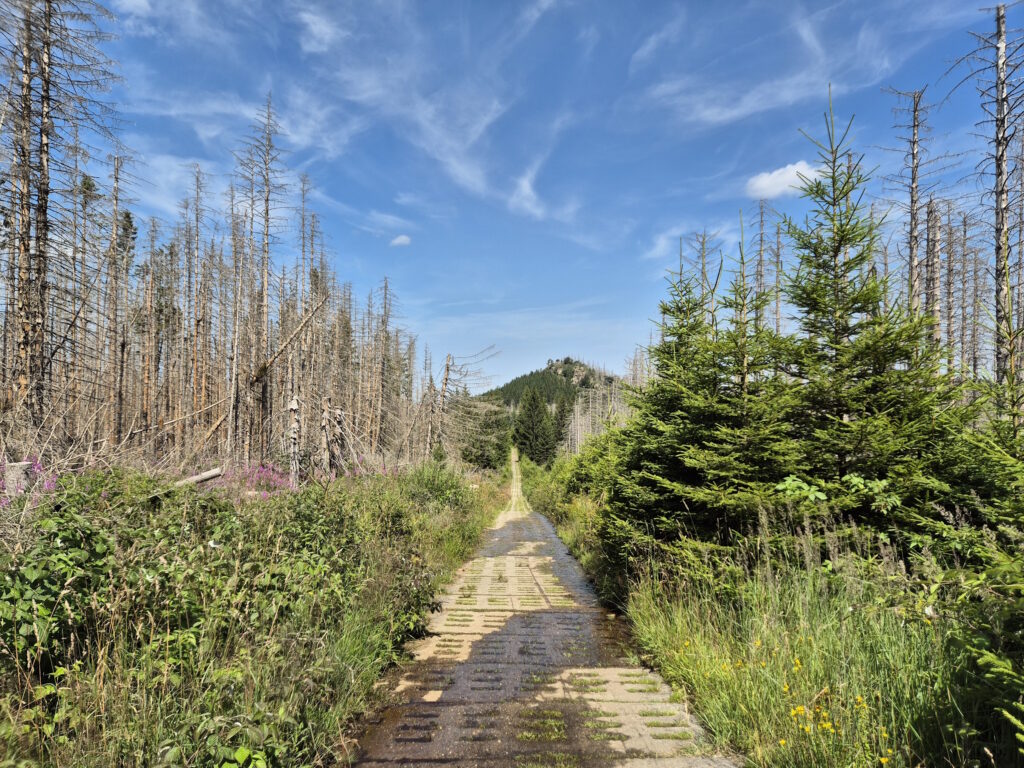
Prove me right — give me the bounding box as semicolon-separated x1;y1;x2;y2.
354;456;739;768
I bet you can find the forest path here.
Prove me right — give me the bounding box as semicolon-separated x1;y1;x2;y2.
354;451;737;768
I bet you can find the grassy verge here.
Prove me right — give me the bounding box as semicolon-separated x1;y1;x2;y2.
521;457;1012;767
0;462;505;767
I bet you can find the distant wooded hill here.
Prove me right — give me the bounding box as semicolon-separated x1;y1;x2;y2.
484;358;616;406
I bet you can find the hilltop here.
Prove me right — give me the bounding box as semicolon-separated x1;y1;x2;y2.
484;357;617;406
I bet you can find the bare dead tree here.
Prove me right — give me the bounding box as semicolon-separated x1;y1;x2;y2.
926;198;942;345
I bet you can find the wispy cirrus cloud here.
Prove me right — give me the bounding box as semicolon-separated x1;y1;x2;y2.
124;80;365;160
304;1;563;205
637;14;913;127
312;190;416;239
507;160;580;224
630;8;686;74
109;0;228;44
295;7;348;54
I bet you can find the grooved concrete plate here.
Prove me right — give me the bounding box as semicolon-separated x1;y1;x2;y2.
354;458;740;768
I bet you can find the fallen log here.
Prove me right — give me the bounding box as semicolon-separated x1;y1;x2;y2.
173;467;224;488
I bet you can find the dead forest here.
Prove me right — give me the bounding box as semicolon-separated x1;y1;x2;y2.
3;1;1024;479
0;1;491;479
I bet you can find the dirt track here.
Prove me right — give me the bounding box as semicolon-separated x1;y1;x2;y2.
355;454;738;767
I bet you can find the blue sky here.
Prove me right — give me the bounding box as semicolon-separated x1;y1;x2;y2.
106;0;987;388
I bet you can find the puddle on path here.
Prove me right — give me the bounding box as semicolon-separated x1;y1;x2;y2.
355;456;738;767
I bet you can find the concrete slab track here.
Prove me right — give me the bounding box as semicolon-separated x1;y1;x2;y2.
355;454;739;768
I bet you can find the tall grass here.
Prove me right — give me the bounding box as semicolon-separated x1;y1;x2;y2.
0;462;505;767
628;558;973;767
522;461;1014;767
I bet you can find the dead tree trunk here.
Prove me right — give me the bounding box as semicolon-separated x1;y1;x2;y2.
14;6;36;420
288;395;299;487
909;90;923;315
995;4;1012;385
926;199;941;346
945;204;955;371
320;396;331;477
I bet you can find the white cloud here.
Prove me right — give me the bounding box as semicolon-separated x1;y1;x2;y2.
111;0;152;13
643;223;690;261
507;154;579;224
630;10;686;73
390;234;412;247
110;0;226;43
278;85;367;158
793;16;824;60
578;25;600;58
312;190;420;238
514;0;560;42
640;16;909;127
318;0;561;200
126;147;229;218
369;210;415;231
331;53;505;196
296;8;346;54
745;160;818;199
509;161;546;219
646;69;829;127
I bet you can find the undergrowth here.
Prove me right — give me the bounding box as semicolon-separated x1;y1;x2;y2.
0;462;505;767
521;457;1021;768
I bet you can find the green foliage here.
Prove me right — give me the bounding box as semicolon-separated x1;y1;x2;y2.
600;254;802;582
553;394;573;445
0;465;503;766
484;357;604;406
517;103;1024;765
528;461;1022;766
461;406;512;470
627;551;975;768
514;387;557;466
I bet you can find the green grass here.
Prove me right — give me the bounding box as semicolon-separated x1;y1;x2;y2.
522;465;1012;768
0;462;506;767
627;564;964;767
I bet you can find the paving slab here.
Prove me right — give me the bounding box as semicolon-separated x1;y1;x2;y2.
354;454;739;768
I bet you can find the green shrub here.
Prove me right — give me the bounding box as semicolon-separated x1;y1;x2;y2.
526;461;1022;766
0;463;503;767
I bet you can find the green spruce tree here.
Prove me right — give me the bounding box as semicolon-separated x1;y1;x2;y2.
514;387;556;465
606;237;801;557
553;393;573;446
783;103;975;536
